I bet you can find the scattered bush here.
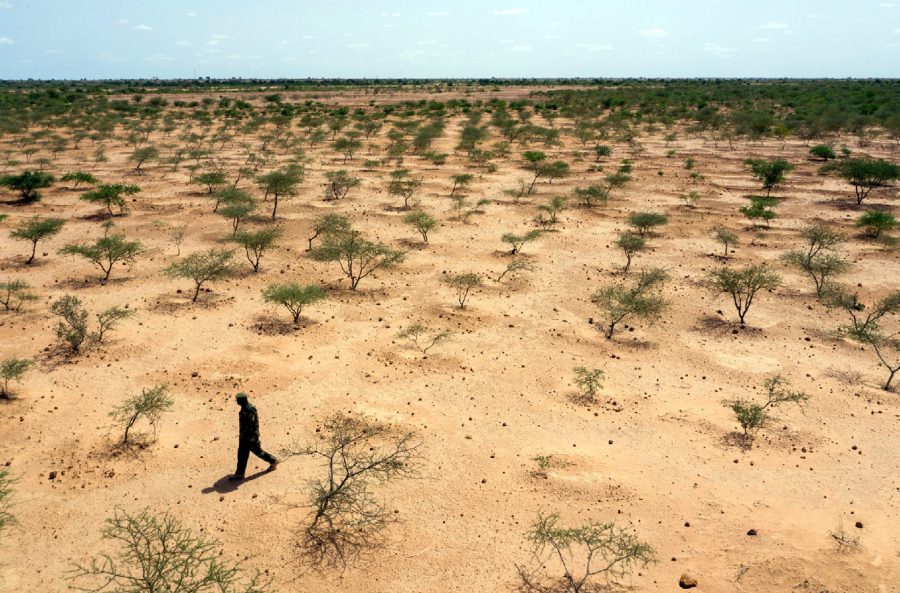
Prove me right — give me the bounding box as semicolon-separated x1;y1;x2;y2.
536;196;567;228
825;158;900;205
706;264;781;326
80;183;141;216
398;323;451;354
615;232;645;273
0;170;55;202
232;226;282;272
679;191;700;208
60;227;143;282
1;357;32;399
712;226;739;259
591;267;668;339
517;511;655;593
781;222;849;297
0;470;14;541
627;212;668;237
809;144;836;161
193;171;227;194
723;374;808;437
495;258;534;283
309;230;404;290
740;195;778;228
288;413;421;566
50;294;89;352
572;367;604;402
443;272;482;309
501;230;543;255
262;282;327;324
827;285;900;390
61;171;98;189
0;280;38;312
164;248;237;302
324;169;361;201
109;384;173;445
856;210;896;238
69;509;271;593
9;216;66;264
745;158;794;196
403;210;436;243
307;213;351;251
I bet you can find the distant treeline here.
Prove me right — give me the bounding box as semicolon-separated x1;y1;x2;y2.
0;79;897;142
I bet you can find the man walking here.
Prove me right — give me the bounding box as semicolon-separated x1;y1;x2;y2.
230;392;278;480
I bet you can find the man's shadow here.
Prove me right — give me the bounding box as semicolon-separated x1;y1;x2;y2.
202;469;270;494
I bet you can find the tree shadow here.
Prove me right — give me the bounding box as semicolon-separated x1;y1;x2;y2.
720;431;753;451
202;469;270;494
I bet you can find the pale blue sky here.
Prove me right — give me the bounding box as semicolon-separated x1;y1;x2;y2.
1;1;898;79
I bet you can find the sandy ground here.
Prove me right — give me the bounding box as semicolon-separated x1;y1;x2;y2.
1;97;899;593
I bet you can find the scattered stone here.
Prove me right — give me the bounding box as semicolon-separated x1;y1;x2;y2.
48;471;57;480
747;528;757;536
679;572;698;589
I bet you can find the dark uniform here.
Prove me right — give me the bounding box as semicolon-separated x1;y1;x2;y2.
233;393;277;479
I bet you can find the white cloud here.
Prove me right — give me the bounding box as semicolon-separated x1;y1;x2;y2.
427;11;451;17
494;8;528;16
0;36;13;45
114;18;130;25
347;42;372;48
703;43;736;57
133;24;153;31
579;43;614;52
211;34;229;39
174;40;191;47
759;21;789;30
381;11;401;17
98;52;126;63
0;2;13;9
302;34;316;39
895;26;900;34
878;2;894;7
753;37;771;43
639;27;668;39
508;44;533;52
186;11;197;16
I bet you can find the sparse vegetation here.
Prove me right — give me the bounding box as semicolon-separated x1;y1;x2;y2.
60;227;143;282
309;230;404;290
706;264;781;326
1;356;32;399
615;231;645;273
572;367;604;402
70;509;271;593
398;323;451;354
288;413;421;566
723;374;808;438
443;272;482;308
262;282;327;324
109;384;174;445
517;511;655;593
10;216;66;264
164;248;237;301
745;158;794;196
591;267;668;339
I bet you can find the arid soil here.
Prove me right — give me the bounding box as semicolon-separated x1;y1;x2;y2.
1;93;898;592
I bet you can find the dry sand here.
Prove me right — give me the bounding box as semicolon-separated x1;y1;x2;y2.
1;97;898;592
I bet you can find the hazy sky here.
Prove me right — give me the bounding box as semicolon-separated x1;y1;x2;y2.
1;1;898;79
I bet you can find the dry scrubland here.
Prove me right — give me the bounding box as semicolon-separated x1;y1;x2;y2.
0;86;899;593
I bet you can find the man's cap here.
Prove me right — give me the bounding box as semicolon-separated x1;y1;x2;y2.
236;392;249;401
